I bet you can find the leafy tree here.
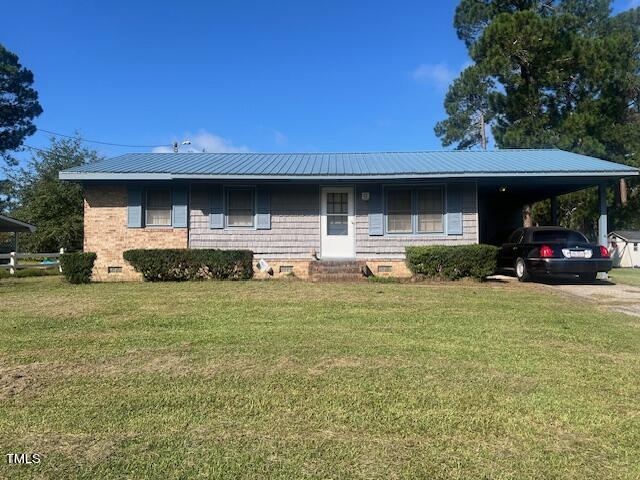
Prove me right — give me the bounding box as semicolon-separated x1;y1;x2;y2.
0;43;43;165
0;179;13;213
9;136;100;252
436;1;640;235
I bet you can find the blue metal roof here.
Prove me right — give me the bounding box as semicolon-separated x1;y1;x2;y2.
59;149;638;180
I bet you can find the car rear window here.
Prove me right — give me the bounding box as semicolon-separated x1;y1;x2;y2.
507;230;524;244
531;230;588;243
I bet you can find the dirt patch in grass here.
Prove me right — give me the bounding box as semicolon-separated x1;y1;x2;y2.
0;363;50;400
0;353;198;399
1;294;100;320
306;356;399;376
308;356;364;375
89;350;197;376
17;432;121;464
1;353;407;396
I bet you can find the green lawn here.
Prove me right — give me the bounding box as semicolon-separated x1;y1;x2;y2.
1;276;639;479
609;267;640;287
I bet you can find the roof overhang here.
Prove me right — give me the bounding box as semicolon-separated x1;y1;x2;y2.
0;214;36;233
59;170;638;181
608;231;640;242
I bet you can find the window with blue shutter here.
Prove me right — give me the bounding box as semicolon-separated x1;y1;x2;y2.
127;186;143;228
145;188;172;226
209;186;224;229
368;185;384;236
447;185;464;235
172;186;188;228
256;186;271;230
226;188;255;227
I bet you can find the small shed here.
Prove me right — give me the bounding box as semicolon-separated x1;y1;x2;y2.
608;231;640;268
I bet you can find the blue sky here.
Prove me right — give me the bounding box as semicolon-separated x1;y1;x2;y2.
2;0;637;159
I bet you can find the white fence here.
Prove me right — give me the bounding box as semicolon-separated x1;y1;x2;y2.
0;248;65;275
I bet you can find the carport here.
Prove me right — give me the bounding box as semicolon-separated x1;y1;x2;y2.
478;168;637;247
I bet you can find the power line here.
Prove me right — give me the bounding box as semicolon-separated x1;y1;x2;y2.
23;144;51;153
23;144;83;155
36;128;168;148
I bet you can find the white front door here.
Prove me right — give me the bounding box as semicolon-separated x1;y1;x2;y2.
320;187;355;258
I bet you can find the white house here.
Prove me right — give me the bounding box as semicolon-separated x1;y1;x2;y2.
608;231;640;268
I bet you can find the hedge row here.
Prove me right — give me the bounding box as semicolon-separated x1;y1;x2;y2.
123;249;253;281
59;252;97;284
405;244;499;281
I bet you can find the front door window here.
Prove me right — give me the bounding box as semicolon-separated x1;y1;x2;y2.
326;192;348;235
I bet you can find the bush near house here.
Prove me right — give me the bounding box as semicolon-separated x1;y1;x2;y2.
59;252;97;284
123;249;254;281
405;244;499;281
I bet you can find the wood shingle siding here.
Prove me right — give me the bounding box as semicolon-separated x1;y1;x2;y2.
188;182;478;259
354;182;477;258
189;185;320;258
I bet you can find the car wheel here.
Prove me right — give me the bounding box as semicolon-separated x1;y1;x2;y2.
515;258;531;282
579;272;597;283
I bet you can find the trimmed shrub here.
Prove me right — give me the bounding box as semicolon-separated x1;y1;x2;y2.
123;249;253;281
60;252;97;284
405;244;499;281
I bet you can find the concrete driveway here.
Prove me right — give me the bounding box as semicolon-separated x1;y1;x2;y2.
492;274;640;317
542;279;640;317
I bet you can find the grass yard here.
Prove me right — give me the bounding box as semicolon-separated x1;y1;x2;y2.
609;267;640;287
1;276;639;479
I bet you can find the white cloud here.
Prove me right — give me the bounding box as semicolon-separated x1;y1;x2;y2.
411;63;457;89
152;130;250;153
152;145;175;153
272;129;288;147
410;61;473;90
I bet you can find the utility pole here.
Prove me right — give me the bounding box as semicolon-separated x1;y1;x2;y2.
479;113;487;151
172;140;192;153
620;178;628;206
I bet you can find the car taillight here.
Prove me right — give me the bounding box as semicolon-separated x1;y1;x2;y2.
540;245;554;258
599;246;609;257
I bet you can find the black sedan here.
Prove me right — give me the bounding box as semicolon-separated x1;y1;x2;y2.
498;227;612;282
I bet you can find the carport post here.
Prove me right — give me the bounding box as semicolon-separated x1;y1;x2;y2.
598;184;607;247
550;196;558;225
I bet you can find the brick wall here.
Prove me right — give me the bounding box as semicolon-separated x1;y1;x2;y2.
84;185;187;281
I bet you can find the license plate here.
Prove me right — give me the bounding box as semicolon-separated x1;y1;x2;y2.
570;251;586;258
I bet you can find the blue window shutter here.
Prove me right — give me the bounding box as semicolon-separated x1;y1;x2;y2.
368;185;384;236
127;186;143;228
172;186;188;228
256;186;271;230
209;186;224;229
447;185;464;235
